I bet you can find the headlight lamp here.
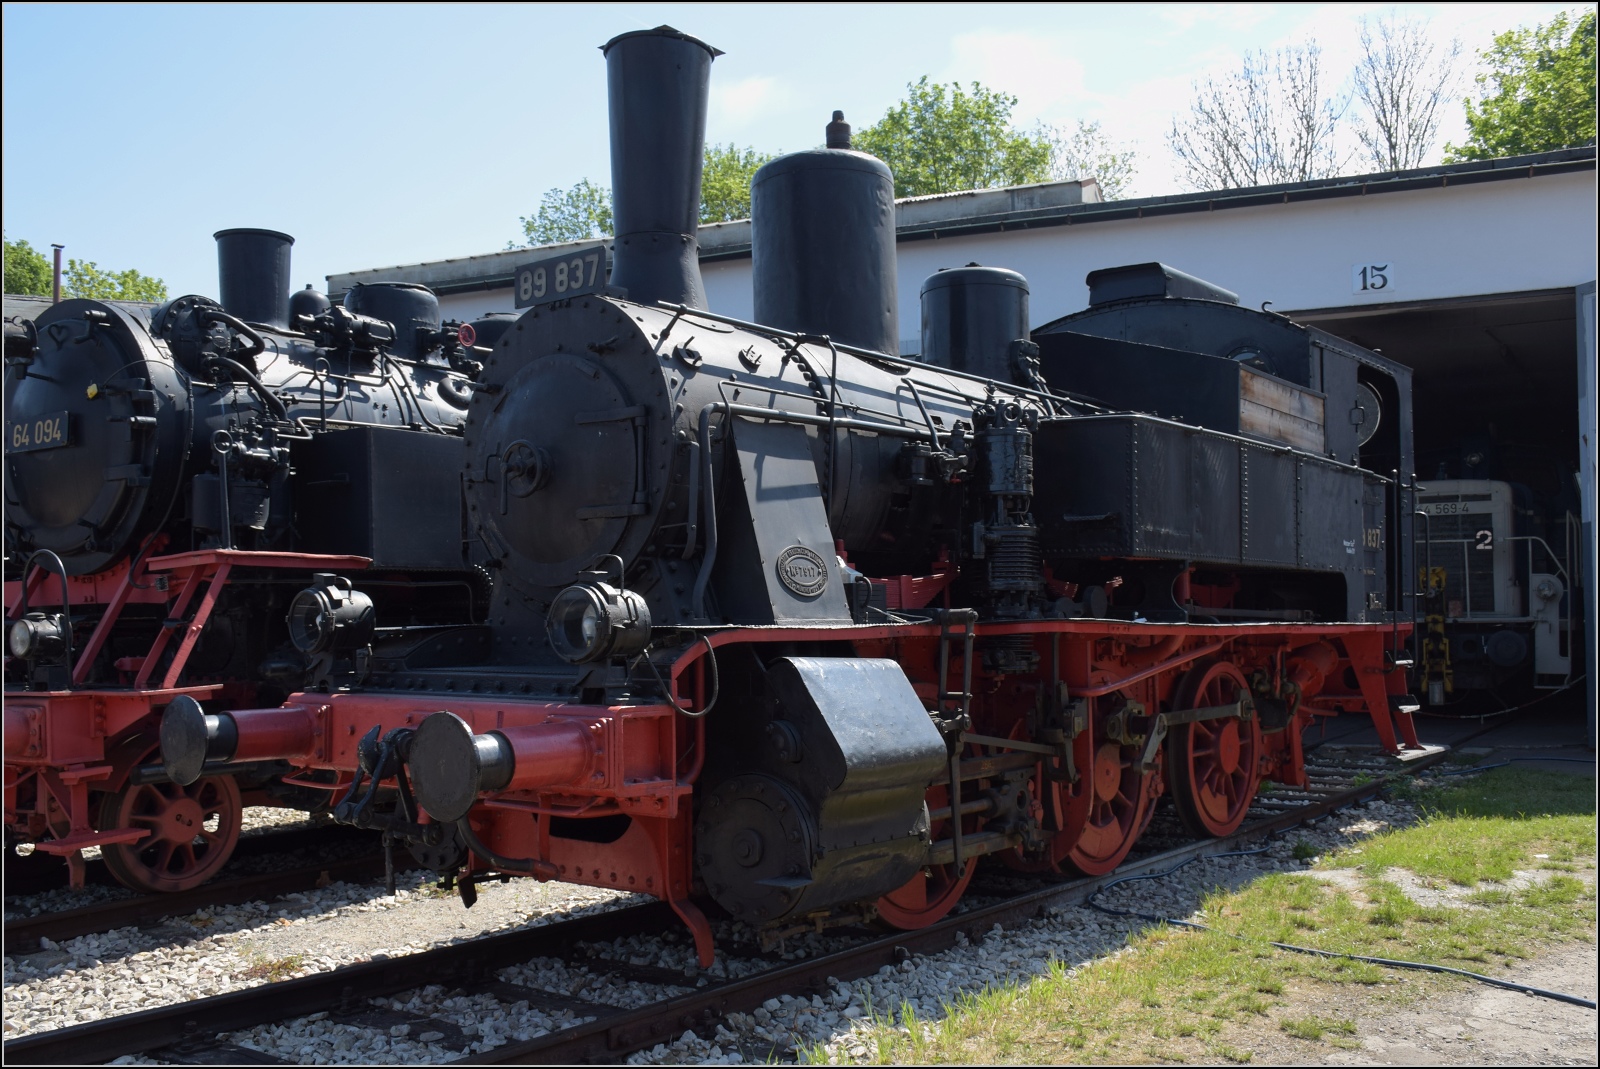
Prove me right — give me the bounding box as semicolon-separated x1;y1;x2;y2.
7;613;66;661
547;579;652;664
286;573;375;655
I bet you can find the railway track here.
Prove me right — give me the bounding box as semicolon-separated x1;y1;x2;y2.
6;823;362;897
3;745;1447;1065
5;825;386;953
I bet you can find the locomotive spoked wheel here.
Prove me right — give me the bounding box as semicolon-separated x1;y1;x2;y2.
97;760;242;894
1166;661;1261;838
997;719;1094;874
1064;741;1160;877
876;783;976;929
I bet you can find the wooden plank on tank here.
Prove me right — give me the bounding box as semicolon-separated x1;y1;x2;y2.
1239;367;1325;452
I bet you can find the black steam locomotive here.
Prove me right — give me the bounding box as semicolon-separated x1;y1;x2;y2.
3;232;485;890
145;25;1427;962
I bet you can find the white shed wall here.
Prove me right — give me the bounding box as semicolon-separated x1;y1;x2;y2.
438;169;1596;338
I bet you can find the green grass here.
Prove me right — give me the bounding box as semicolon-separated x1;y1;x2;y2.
841;766;1594;1065
1332;766;1595;885
1279;1015;1357;1041
239;952;306;982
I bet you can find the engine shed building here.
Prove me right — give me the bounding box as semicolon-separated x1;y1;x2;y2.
332;145;1597;738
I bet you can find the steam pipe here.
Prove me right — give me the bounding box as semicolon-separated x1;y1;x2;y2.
656;302;1081;415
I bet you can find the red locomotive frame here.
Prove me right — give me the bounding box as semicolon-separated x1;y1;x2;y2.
209;585;1421;965
3;548;367;890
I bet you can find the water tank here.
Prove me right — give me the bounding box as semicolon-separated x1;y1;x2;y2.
751;112;898;356
920;264;1030;382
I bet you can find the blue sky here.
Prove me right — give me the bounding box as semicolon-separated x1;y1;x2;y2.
2;3;1579;298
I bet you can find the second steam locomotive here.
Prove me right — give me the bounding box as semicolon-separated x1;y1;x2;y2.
4;230;483;889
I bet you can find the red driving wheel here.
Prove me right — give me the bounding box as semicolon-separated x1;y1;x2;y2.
97;748;243;894
1166;661;1261;838
877;781;976;929
1000;718;1095;874
1064;737;1161;877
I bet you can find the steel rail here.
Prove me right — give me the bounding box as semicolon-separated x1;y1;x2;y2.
5;851;389;953
4;748;1445;1066
1;900;675;1064
5;823;369;897
470;749;1449;1063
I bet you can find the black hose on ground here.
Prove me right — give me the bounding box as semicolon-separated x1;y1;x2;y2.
1086;845;1597;1010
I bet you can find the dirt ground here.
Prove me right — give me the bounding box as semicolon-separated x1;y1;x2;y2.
1226;939;1598;1066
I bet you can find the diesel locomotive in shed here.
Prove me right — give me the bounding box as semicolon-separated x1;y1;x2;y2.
140;25;1430;961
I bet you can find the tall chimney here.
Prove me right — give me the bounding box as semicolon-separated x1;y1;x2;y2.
214;229;293;328
600;26;721;309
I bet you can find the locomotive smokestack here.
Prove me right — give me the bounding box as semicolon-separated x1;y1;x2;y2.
601;26;721;309
214;229;293;329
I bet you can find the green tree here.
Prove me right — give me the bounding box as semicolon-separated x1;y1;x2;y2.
1445;10;1597;161
701;143;775;222
854;76;1053;197
1037;120;1139;200
3;235;53;296
61;259;168;302
511;178;615;248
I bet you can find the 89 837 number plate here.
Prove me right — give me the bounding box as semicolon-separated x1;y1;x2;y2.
7;411;71;454
513;243;607;308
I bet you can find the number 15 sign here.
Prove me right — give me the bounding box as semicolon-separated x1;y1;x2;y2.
1352;262;1393;294
514;243;607;308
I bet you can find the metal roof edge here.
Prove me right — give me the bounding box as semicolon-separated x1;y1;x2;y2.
885;147;1596;247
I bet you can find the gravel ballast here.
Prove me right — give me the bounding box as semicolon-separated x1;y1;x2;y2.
5;780;1426;1064
5;806;340;921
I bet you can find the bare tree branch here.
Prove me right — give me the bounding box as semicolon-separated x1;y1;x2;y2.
1353;15;1462;170
1037;120;1140;200
1168;41;1348;190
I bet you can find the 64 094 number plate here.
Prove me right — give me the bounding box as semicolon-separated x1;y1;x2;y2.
513;243;606;308
7;411;71;454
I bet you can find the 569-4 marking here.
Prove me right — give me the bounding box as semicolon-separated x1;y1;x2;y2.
7;411;70;454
